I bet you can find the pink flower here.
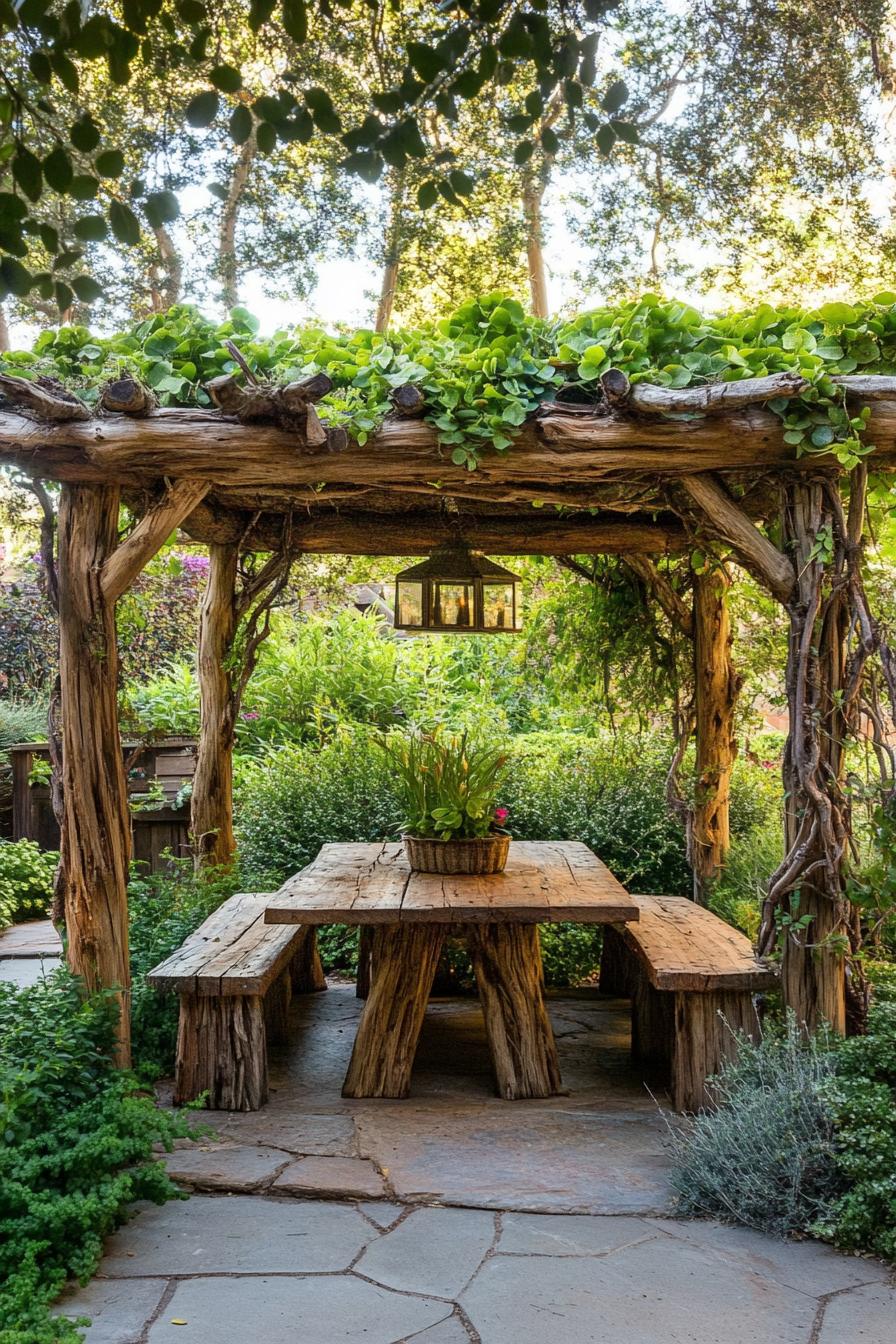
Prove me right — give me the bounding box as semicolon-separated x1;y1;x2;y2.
241;711;260;721
494;806;509;825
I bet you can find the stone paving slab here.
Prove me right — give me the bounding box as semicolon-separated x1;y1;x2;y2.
407;1315;473;1343
208;1110;356;1154
817;1281;896;1343
650;1216;891;1295
498;1211;657;1257
273;1153;387;1199
358;1200;405;1229
354;1106;671;1214
0;954;61;986
162;1143;290;1191
460;1237;820;1344
55;1277;168;1344
146;1274;453;1343
356;1206;496;1298
0;918;60;956
101;1195;375;1276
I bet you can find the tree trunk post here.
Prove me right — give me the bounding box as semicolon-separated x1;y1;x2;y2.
691;564;741;903
57;484;133;1064
192;542;239;868
776;480;849;1034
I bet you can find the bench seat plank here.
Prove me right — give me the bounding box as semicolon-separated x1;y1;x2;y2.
147;892;304;996
618;895;777;992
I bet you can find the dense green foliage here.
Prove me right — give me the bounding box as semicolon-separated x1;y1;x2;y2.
235;726;779;900
0;839;57;929
0;972;194;1343
5;293;896;468
670;987;896;1259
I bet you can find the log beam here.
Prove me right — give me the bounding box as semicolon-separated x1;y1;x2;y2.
180;502;688;556
680;473;795;603
7;393;896;499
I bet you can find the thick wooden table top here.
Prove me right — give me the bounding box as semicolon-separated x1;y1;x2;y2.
264;840;639;926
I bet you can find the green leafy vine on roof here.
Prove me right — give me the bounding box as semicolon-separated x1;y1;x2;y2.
3;291;896;471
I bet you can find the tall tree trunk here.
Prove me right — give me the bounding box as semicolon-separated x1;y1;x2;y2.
219;131;257;311
691;565;741;903
375;172;405;333
522;175;549;319
0;302;10;353
58;484;132;1064
192;543;239;868
149;224;183;312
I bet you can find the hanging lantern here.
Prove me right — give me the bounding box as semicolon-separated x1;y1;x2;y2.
393;543;522;634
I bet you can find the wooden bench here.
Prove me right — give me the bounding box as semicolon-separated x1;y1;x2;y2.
600;895;777;1112
147;892;326;1111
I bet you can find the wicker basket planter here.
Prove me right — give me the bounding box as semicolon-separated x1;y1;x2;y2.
402;832;510;875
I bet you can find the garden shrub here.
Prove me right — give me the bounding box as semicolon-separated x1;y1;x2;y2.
669;1017;841;1238
670;1001;896;1260
0;838;58;929
0;971;193;1342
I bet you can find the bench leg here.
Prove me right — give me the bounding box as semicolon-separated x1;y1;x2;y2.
355;926;373;999
174;992;267;1111
671;989;762;1112
630;978;675;1070
342;922;445;1098
264;970;292;1046
466;923;562;1100
599;925;634;997
290;926;327;994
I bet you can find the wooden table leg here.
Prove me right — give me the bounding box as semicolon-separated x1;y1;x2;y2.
342;922;445;1098
355;926;373;999
466;923;562;1100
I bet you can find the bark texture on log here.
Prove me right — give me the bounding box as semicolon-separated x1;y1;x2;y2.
670;989;762;1111
466;923;562;1099
342;923;445;1098
58;484;133;1064
355;926;373;999
174;991;267;1110
681;473;794;603
192;542;239;869
692;566;742;902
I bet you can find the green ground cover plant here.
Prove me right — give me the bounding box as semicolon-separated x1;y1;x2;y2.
4;293;896;470
0;972;195;1343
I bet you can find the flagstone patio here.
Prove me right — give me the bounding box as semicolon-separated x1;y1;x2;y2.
53;983;895;1342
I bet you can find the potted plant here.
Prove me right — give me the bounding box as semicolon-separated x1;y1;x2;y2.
385;729;511;874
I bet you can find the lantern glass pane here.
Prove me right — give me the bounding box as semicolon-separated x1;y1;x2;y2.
434;582;473;627
396;581;424;627
482;583;515;630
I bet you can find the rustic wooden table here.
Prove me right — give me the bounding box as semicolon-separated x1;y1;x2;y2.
265;840;639;1101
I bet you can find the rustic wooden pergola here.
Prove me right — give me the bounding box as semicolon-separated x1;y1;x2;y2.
3;364;895;1064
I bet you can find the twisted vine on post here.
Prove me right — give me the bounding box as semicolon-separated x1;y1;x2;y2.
758;469;880;1033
